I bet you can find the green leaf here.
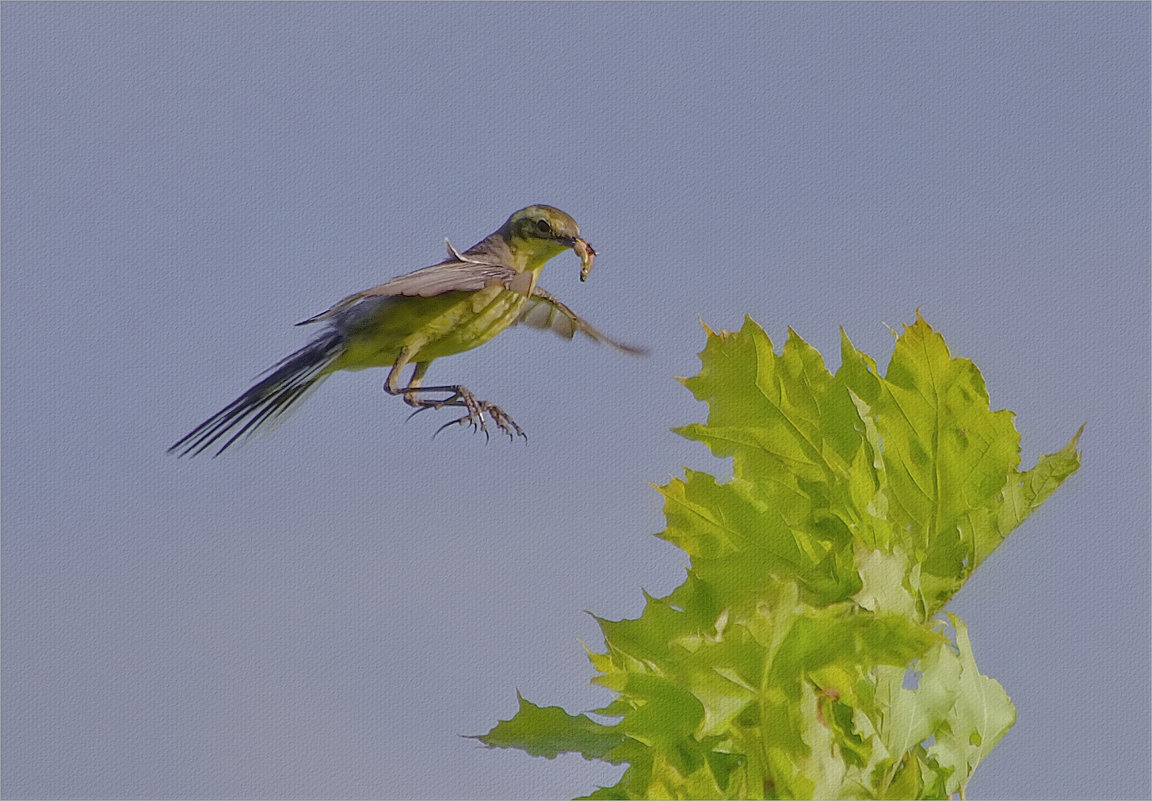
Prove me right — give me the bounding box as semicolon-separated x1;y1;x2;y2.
484;314;1078;800
966;424;1084;573
769;613;943;690
880;313;1022;523
476;694;629;761
677;318;841;486
655;471;859;606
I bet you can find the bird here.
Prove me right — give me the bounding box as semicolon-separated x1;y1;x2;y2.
169;205;644;456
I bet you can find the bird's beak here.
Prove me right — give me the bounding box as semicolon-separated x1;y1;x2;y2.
572;237;596;282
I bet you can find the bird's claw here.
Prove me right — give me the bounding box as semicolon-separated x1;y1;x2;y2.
405;404;435;423
433;401;524;442
482;402;526;442
416;386;525;442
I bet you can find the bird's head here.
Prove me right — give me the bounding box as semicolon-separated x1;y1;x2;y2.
500;205;596;280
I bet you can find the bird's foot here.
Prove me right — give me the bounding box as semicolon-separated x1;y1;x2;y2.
412;385;525;442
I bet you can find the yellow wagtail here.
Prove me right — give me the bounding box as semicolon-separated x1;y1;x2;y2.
170;205;642;456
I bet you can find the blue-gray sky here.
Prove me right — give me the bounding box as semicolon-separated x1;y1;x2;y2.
3;3;1148;799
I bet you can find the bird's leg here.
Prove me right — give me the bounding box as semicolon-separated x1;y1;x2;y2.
383;358;525;441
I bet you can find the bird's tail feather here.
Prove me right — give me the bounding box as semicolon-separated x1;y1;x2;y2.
169;330;345;457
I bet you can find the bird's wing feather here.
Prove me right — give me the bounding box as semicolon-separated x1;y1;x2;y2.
297;259;520;326
517;287;646;355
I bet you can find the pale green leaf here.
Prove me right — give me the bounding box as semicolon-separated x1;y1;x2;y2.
927;615;1016;798
853;546;918;619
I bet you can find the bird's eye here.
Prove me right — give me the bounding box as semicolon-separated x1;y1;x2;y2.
535;219;552;235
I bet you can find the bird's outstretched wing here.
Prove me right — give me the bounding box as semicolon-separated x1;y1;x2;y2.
296;257;524;326
517;287;646;355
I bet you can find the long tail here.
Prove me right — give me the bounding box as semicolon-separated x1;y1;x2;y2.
169;330;345;457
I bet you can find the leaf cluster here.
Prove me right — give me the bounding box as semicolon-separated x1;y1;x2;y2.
479;314;1080;799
